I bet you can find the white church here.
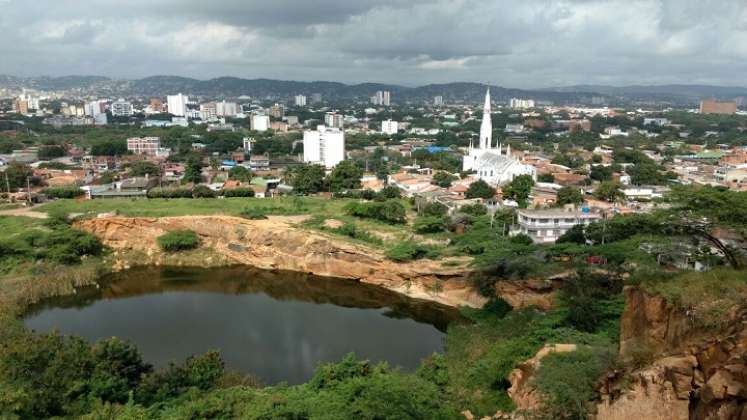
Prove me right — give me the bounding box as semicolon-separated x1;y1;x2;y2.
463;90;536;185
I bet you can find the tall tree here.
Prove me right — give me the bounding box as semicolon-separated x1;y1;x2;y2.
503;175;535;207
327;160;363;192
181;158;203;185
556;186;584;206
465;179;496;199
288;164;326;194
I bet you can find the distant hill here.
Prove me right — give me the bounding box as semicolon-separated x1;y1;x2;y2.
2;75;746;106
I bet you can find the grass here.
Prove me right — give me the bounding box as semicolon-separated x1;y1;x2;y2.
38;197;351;218
638;267;747;327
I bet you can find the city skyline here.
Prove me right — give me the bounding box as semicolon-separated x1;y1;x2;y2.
1;0;746;88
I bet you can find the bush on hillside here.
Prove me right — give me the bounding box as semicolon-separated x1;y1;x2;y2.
191;185;216;198
157;230;200;252
413;216;447;234
147;188;193;199
42;186;85;199
222;188;255;198
385;241;440;262
239;207;268;220
345;200;406;224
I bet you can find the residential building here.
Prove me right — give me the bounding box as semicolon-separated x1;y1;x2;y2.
251;115;270;132
434;96;444;106
126;137;161;156
110;99;133;117
294;95;307;107
324;112;344;129
512;208;603;243
199;102;218;121
700;99;737;115
243;137;254;153
643;117;670;126
505;123;524;134
303;125;345;169
216;101;238;117
167;93;189;117
509;98;535;109
311;93;322;104
269;104;284;119
381;119;399;135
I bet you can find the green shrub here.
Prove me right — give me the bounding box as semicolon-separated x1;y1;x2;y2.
533;346;616;419
459;204;487;216
345;200;406;224
192;185;216;198
385;241;440;262
147;188;193;199
239;207;268;220
413;216;447;234
157;230;200;252
331;222;383;245
420;202;448;217
222;188;255;198
42;186;84;199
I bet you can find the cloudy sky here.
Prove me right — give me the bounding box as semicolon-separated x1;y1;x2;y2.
1;0;745;88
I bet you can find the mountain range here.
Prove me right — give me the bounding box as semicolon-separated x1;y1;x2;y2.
2;75;746;106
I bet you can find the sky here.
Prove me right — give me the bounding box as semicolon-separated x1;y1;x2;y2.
1;0;746;88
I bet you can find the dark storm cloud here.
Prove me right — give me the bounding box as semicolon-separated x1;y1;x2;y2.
1;0;746;87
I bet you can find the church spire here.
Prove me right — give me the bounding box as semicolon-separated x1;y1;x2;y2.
479;89;492;150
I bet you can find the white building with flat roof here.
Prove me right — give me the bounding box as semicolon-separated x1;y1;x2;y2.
381;119;399;135
216;101;238;117
511;208;603;243
111;99;133;117
509;98;535;109
294;95;307;107
251;115;270;132
167;93;188;117
126;137;161;156
303;125;345;169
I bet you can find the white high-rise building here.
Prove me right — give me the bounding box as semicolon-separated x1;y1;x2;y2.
294;95;307;107
381;119;399;135
303;125;345;169
509;98;535;109
370;91;391;106
111;99;133;117
324;112;344;129
434;96;444;106
251;114;270;132
84;100;106;117
463;90;536;185
167;93;189;117
216;101;238;117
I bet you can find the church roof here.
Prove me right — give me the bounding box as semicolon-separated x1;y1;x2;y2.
475;151;520;172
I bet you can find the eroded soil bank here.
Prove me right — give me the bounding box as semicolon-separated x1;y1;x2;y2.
75;215;488;308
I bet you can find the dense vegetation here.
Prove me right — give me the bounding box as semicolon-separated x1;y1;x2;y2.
157;230;200;252
0;186;745;418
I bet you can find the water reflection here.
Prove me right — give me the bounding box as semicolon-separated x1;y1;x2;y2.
25;266;461;384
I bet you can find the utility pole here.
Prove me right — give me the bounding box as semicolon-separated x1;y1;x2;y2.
26;176;31;205
3;171;10;197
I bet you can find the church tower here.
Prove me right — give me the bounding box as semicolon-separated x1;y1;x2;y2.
479;89;492;150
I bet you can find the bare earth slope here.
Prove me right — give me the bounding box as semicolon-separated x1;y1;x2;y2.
76;215;488;308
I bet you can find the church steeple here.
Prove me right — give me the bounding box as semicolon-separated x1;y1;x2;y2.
479;89;492;150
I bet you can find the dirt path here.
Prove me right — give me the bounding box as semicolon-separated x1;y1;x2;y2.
0;206;48;219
